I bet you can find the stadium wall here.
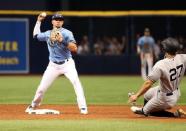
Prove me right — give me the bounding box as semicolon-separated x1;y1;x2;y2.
0;10;185;74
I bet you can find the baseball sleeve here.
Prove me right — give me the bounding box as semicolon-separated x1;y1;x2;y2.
147;61;162;82
33;21;48;42
66;31;76;44
33;21;41;37
36;32;48;41
137;37;143;46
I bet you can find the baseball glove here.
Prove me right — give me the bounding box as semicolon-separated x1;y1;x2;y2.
50;28;63;44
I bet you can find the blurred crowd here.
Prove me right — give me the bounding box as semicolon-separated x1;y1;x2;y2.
77;35;127;55
77;35;186;56
176;36;186;53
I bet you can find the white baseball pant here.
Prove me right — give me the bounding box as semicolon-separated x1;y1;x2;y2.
31;58;87;110
140;53;153;80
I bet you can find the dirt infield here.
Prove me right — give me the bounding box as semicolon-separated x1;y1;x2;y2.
0;104;186;122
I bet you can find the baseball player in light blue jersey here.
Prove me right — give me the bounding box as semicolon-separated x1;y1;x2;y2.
129;37;186;117
25;12;88;114
137;28;155;80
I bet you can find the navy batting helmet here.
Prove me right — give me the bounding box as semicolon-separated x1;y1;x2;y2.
161;37;180;55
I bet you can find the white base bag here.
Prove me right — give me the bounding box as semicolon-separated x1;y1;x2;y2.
28;109;60;115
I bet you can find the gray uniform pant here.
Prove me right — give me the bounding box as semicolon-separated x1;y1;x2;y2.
143;86;180;115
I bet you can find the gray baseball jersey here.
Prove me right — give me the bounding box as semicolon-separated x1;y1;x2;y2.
143;54;186;114
148;54;186;93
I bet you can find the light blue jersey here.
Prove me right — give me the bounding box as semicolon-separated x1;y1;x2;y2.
137;36;155;53
36;28;76;62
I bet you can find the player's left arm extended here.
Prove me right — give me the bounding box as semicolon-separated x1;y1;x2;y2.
128;79;154;103
67;42;77;53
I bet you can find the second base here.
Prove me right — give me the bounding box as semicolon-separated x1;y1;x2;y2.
28;109;60;115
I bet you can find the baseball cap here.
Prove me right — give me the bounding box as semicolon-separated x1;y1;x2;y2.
52;13;64;20
144;28;150;32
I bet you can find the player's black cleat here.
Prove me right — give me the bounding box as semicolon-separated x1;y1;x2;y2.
131;106;143;115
